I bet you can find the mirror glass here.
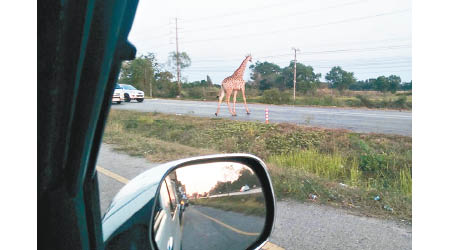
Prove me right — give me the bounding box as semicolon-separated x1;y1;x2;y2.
153;161;266;250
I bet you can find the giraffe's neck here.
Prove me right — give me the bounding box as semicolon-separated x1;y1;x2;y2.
232;57;250;79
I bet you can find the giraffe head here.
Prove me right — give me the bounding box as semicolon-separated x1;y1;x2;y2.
246;54;252;62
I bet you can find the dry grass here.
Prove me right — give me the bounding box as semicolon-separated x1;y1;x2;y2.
103;110;412;221
190;194;266;217
103;120;218;162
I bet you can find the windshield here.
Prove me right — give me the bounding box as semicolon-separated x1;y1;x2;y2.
98;1;412;250
115;84;121;89
121;85;137;90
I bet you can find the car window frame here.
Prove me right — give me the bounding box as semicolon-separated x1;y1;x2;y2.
164;178;178;218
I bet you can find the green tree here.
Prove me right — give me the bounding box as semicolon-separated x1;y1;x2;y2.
350;78;376;90
167;51;191;95
375;76;389;93
209;168;260;195
168;51;192;70
325;66;356;92
400;80;412;91
119;53;158;96
154;71;178;98
285;61;321;94
387;75;402;93
249;61;282;90
250;61;321;94
206;75;213;86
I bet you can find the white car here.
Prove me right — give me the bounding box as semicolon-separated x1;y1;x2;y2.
118;84;145;102
112;83;125;104
240;185;250;192
154;177;182;250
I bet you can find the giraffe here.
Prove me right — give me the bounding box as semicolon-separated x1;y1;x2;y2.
215;55;252;116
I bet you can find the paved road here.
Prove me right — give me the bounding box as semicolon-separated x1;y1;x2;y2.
97;143;412;249
112;99;412;136
206;188;262;198
97;144;158;215
181;206;264;250
271;200;411;250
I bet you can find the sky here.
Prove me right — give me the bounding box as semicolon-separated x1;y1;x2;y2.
128;0;411;84
175;162;251;196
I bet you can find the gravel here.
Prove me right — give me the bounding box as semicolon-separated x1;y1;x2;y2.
270;200;412;250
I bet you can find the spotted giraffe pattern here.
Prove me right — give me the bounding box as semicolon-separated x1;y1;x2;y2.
215;55;252;116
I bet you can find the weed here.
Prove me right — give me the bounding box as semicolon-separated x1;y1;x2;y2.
190;194;266;217
104;110;412;220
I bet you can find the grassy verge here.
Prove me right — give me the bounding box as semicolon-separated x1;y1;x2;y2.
172;88;412;110
104;110;412;221
190;194;266;217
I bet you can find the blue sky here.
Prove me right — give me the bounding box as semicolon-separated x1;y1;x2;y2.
128;0;411;84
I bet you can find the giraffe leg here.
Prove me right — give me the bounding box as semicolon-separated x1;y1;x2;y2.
242;88;250;114
215;87;225;116
232;90;237;116
225;91;235;116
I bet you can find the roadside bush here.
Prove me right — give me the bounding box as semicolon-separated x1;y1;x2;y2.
185;87;204;99
356;95;374;108
262;89;291;104
322;95;335;106
395;91;412;96
394;96;407;109
154;82;178;98
344;98;362;107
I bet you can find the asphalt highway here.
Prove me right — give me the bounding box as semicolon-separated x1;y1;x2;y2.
206;188;263;198
181;206;264;250
111;99;412;136
97;143;412;250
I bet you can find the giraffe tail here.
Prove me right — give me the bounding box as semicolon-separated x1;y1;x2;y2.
216;85;224;99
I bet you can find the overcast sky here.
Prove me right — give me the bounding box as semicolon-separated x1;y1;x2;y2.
128;0;411;84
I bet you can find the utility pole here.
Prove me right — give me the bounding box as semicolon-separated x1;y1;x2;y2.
144;65;152;98
144;66;147;96
292;48;299;102
175;17;181;96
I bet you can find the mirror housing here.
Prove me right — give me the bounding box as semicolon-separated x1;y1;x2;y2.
102;154;276;250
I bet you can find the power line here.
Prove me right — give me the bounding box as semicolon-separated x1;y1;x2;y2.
185;62;411;70
302;45;411;55
315;65;411;70
298;45;412;57
180;0;303;24
255;44;410;60
180;9;410;45
186;61;411;70
183;60;411;74
352;69;411;74
188;44;410;64
179;0;371;34
139;29;410;60
182;68;412;74
184;37;411;63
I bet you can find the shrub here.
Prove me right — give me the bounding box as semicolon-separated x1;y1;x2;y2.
262;89;291;104
356;95;374;108
186;87;204;99
395;96;407;109
344;98;362;107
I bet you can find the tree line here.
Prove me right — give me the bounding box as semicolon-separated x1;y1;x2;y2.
118;52;412;99
118;52;193;98
249;62;411;94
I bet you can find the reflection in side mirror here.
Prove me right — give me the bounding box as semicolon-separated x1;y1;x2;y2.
153;162;267;250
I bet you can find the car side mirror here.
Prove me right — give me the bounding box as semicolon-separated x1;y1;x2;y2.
151;156;275;250
102;154;276;250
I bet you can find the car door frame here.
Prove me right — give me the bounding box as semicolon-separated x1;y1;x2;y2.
38;1;139;249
